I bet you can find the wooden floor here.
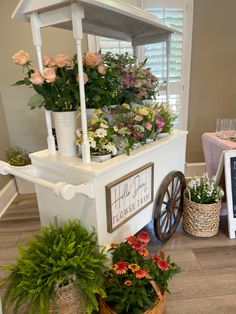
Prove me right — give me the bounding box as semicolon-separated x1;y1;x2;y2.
1;194;236;313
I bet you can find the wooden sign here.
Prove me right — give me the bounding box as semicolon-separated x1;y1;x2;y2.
216;150;236;238
106;163;154;233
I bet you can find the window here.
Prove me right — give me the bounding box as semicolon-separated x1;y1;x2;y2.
90;0;193;130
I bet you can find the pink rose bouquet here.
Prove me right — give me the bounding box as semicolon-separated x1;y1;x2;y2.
102;231;181;314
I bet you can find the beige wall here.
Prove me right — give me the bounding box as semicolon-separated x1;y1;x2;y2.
187;0;236;162
0;93;11;190
0;0;87;154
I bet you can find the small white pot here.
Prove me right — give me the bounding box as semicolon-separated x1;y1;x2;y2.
91;154;111;163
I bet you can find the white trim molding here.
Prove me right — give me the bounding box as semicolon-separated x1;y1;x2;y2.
0;179;18;218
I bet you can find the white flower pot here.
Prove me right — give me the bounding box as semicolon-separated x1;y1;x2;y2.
156;132;169;139
91;154;111;163
53;111;77;157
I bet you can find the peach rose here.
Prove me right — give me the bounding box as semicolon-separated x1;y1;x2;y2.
43;67;56;83
76;72;88;85
12;50;29;65
54;54;71;67
42;55;57;67
97;63;107;75
29;70;44;85
84;52;103;68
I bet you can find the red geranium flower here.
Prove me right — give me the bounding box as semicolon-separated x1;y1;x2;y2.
126;235;138;246
137;231;150;244
157;259;169;271
135;268;148;279
131;241;143;251
152;255;159;263
113;261;129;274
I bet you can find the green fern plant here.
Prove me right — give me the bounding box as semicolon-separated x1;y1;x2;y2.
0;220;107;314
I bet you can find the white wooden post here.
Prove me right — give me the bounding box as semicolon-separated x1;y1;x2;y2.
166;35;171;104
30;13;56;155
0;297;2;314
71;3;91;163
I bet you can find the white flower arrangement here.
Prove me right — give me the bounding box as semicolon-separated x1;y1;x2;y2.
187;173;224;204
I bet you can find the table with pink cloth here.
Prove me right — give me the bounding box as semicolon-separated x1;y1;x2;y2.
202;132;236;177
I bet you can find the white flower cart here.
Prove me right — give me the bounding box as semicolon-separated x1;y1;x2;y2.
0;0;188;245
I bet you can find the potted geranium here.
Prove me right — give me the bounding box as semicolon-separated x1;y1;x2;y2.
183;173;224;237
76;109;117;162
100;231;180;314
0;220;107;314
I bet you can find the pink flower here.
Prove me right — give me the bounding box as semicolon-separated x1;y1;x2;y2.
113;261;129;275
43;55;54;67
135;268;147;279
84;52;103;67
43;67;56;83
144;122;153;131
54;54;71;67
76;72;88;84
155;116;165;132
157;259;169;271
137;231;150;244
131;132;144;139
97;63;107;75
29;70;44;85
12;50;29;65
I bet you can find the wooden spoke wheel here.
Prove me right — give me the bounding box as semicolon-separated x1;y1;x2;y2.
153;171;186;241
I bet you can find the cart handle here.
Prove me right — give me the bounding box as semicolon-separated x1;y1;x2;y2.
0;161;94;200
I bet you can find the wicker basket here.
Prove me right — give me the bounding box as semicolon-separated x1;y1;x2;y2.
49;283;82;314
99;281;166;314
183;191;221;237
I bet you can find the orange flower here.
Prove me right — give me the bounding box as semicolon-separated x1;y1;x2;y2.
135;268;148;279
113;261;129;275
124;280;133;286
126;235;137;246
128;263;140;272
138;247;149;256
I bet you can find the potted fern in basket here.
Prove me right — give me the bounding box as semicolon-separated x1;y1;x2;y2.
183;173;224;237
0;220;107;314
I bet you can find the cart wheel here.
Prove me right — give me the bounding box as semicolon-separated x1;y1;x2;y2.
153;171;186;241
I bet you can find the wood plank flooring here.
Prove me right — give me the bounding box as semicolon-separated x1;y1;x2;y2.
1;195;236;313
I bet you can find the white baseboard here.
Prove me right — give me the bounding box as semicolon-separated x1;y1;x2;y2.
0;179;18;218
185;162;206;178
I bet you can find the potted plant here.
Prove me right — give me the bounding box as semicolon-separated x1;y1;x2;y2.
183;173;224;237
0;220;107;314
99;230;180;314
5;147;35;194
76;109;117;162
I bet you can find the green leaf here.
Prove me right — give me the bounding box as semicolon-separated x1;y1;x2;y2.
27;94;45;109
12;80;26;86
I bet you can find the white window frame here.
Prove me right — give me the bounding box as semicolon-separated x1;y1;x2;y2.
87;0;193;131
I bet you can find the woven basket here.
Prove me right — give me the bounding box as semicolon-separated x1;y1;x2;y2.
183;191;221;237
99;281;166;314
49;283;82;314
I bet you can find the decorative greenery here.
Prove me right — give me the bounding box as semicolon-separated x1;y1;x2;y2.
103;231;181;314
0;220;107;314
5;147;31;166
186;173;224;204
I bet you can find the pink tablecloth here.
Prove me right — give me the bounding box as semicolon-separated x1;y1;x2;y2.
202;132;236;177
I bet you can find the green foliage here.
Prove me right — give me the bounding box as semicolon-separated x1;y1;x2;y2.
103;231;180;313
155;103;177;133
0;220;107;314
5;147;31;166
